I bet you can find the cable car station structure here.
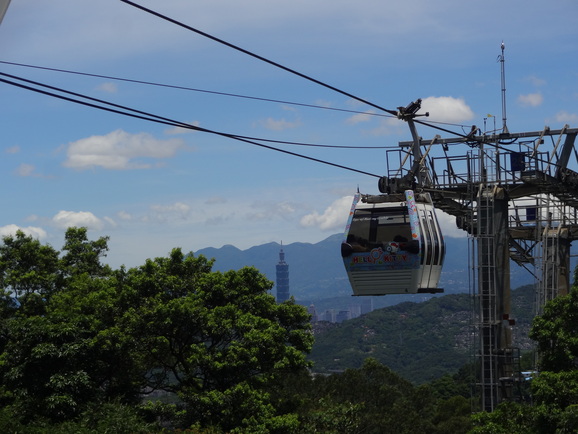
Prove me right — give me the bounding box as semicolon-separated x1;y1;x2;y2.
386;109;578;411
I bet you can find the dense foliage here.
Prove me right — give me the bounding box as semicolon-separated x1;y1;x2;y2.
471;285;578;433
0;229;313;432
310;294;473;383
290;358;472;434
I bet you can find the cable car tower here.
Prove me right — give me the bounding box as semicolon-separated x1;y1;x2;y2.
380;44;578;412
343;43;578;412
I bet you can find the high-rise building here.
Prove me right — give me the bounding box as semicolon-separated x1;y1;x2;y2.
276;245;290;303
323;309;336;323
336;310;351;323
349;304;361;319
307;304;318;322
361;297;374;315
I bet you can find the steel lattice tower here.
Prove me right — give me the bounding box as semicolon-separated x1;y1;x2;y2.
389;121;578;411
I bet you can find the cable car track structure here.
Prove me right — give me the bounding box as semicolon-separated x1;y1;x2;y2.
384;102;578;411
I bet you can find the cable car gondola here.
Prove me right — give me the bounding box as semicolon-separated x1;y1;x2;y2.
341;190;445;295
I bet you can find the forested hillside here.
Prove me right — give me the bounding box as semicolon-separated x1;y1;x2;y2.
310;284;535;383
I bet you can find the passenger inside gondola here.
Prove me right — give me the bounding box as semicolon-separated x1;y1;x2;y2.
343;207;420;256
392;235;419;254
346;234;370;252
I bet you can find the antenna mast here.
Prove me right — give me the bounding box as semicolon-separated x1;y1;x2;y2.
499;41;509;134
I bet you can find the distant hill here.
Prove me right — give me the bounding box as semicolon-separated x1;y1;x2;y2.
194;233;535;305
309;284;535;384
196;234;350;301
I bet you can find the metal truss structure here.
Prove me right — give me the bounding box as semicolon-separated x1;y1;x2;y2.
386;121;578;411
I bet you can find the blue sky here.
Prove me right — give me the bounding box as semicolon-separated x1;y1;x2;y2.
1;0;577;268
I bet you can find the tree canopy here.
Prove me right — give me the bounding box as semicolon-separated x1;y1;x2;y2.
0;229;313;432
472;286;578;433
530;288;578;373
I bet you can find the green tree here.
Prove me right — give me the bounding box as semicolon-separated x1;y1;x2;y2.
0;230;59;312
0;229;143;424
470;401;540;434
431;395;472;434
120;248;313;432
472;287;578;433
60;227;111;279
296;358;471;434
528;288;578;430
0;231;314;432
530;288;578;373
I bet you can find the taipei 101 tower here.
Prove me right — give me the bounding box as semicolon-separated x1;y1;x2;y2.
276;245;290;303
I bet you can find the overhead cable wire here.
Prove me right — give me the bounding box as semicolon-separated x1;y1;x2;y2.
0;60;395;121
119;1;473;141
230;135;387;149
0;72;382;178
1;60;474;132
0;69;386;149
119;0;399;117
413;118;470;139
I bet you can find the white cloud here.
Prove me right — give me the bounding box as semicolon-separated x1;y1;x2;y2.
420;96;475;123
518;93;543;108
524;75;546;87
5;145;20;154
3;1;575;79
346;98;367;108
246;201;298;221
15;164;51;178
436;211;467;239
52;210;104;230
554;110;578;124
300;196;467;239
314;99;333;108
259;118;301;131
63;129;186;170
151;202;191;214
205;196;227;205
15;163;37;177
0;224;47;239
165;120;200;135
97;82;118;93
103;216;117;228
346;111;375;125
117;211;133;221
300;196;352;231
205;215;231;226
149;202;192;221
368;117;405;136
280;105;298;113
